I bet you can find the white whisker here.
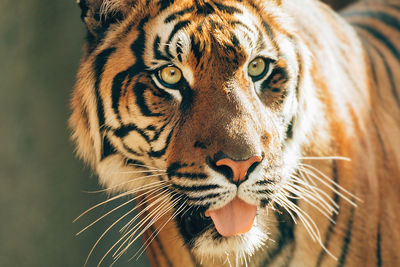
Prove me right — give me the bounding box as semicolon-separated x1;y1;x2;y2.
110;192;176;257
74;180;167;223
299;164;360;205
96;193;171;267
125;162;164;171
87;173;166;194
111;194;178;262
77;185;167;236
132;198;188;260
299;156;351;161
294;172;340;210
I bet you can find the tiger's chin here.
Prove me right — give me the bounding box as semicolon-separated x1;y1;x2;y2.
193;224;268;259
181;209;271;262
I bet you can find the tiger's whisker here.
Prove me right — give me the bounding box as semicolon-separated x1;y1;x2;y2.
117;170;166;174
84;174;166;194
124;161;164;171
299;165;359;205
286;178;338;214
125;200;185;262
277;191;336;260
94;193;171;267
299;156;351;161
76;185;168;236
282;183;336;223
119;188;171;233
110;194;178;262
74;180;167;222
291;175;339;212
299;163;359;200
107;192;175;258
133;198;188;260
294;172;340;210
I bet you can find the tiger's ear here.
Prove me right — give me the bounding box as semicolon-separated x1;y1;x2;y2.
78;0;134;40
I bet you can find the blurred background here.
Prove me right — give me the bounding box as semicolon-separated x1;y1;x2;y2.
0;0;352;266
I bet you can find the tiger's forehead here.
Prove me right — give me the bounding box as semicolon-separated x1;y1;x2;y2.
141;0;279;84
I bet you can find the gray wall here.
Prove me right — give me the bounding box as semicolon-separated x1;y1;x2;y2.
0;0;148;266
0;0;351;266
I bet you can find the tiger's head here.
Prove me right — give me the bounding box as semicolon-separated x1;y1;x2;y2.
71;0;324;261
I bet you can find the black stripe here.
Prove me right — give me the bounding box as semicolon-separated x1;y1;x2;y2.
134;82;165;117
376;224;382;267
113;123;151;141
153;35;168;61
255;180;274;186
214;2;242;14
126;159;147;169
256;26;266;51
255;189;273;194
121;140;143;156
260;66;289;94
388;4;400;11
358;29;400;107
166;20;191;58
147;124;174;158
164;7;195;23
353;23;400;60
285;117;294;140
158;0;175;12
111;71;130;121
231;20;256;35
316;162;340;267
337;205;356;267
93;48;116;129
101;135;116;159
172;184;220;192
187;193;223;202
261;20;276;43
190;34;202;65
343;11;400;32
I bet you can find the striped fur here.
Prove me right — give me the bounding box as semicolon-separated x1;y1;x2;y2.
70;0;400;266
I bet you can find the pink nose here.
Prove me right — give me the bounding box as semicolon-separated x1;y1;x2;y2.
216;156;262;182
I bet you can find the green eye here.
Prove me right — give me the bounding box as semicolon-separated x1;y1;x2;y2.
158;65;182;87
248;57;268;80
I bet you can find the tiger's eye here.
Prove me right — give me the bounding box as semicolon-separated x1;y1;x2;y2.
159;66;182;86
248;58;267;79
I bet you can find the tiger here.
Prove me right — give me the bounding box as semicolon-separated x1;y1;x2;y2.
69;0;400;266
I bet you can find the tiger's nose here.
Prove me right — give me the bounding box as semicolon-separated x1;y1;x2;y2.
216;155;262;183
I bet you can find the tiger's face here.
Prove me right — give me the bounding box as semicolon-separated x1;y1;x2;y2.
72;0;317;259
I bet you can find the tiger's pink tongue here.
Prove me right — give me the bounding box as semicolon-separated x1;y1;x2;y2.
205;197;257;237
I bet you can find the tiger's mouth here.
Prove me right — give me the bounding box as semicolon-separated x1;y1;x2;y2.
205;197;257;237
177;206;214;244
176;198;260;246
